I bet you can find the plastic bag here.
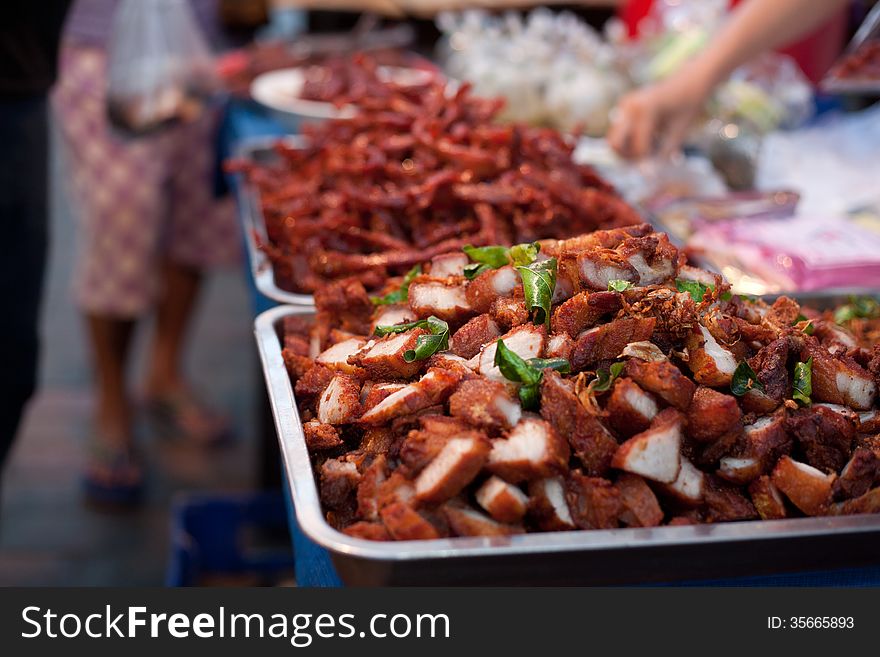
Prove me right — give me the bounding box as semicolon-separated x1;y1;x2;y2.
107;0;218;135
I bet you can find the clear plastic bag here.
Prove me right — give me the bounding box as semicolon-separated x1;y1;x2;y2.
106;0;218;135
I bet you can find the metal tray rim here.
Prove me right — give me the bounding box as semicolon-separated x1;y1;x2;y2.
255;304;880;565
235;135;316;306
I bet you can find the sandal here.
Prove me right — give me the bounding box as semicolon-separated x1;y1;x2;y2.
143;390;232;447
83;438;144;509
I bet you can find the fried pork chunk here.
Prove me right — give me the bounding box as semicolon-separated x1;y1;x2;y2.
315;338;367;375
443;502;524;537
349;329;427;380
771;456;835;516
303;421;344;451
786;405;856;473
487;418;570;483
576;249;638;290
465;266;519;314
571;317;656;371
551;291;621;339
566;472;621;530
607;378;658;437
527;477;576;531
451;314;501;360
617;473;664;527
449;379;522;433
320;456;362;509
624;358;696;410
686;325;738;387
414;432;491;504
359;367;462;425
748;475;787;520
429;252;469;278
317;374;362;425
380;502;440;541
803;340;877;410
474;324;545;381
408;279;473;326
832;447;879;501
686;387;742;443
475;476;529;523
612;408;683;484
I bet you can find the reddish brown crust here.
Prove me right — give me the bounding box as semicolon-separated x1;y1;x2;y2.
343;521;392;541
449;379;520;433
565;472;621;530
606;378;657;437
624;358;696;410
442;503;525;537
771;456;834;516
380;502;440;541
570;317;657;371
617;473;664;527
748;475;788;520
686;387;742;443
451;314;501;359
414;433;491;504
348;330;428;380
551;291;620;339
303;421;344;451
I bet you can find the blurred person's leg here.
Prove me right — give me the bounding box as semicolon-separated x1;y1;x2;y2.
0;95;49;479
53;44;166;502
142;112;240;444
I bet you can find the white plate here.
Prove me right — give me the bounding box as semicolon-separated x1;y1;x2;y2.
249;65;434;121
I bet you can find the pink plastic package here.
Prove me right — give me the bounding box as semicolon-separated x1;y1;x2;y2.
688;214;880;293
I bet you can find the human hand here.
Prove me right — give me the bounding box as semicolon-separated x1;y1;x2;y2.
607;68;713;160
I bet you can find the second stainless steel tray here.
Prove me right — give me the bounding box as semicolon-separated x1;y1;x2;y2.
255;304;880;586
234;135;314;306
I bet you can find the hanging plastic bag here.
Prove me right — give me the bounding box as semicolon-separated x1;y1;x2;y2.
106;0;218;135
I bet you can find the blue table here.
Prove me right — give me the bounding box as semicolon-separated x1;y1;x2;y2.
224;99;878;588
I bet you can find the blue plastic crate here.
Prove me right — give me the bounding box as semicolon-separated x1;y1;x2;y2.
166;492;296;587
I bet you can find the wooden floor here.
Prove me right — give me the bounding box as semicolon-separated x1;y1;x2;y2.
0;127;261;585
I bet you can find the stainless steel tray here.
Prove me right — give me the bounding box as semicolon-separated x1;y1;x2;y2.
233;135;315;306
255;304;880;586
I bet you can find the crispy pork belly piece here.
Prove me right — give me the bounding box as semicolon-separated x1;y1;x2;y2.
429;252;469;278
408;279;473;326
375;470;416;510
380;502;440;541
748;475;787;520
803;340;877;410
443;502;524;537
320;457;362;509
359;367;462;425
540;371;618;476
465;265;519;314
546;333;575;361
612;408;682;484
692;425;742;469
551;291;621;338
282;349;313;381
314;278;374;335
717;456;762;485
607;378;658;437
476;324;546;381
317;374;362;425
489;296;529;329
370;305;416;334
294;364;336;407
315;337;367;375
414;432;491;504
624;358;696;410
813;320;858;350
658;456;705;505
745;337;790;407
360;382;407;413
703;478;758;522
832;447;879;502
349;330;427;380
425;353;478;381
686;387;742;443
343;521;391;541
283;332;310;355
451;314;501;359
570;317;656;371
765;296;800;329
786;405;856;473
686;325;738;387
303;421;344;451
359;427;400;457
858;409;880;434
488;417;570;483
357;455;388;521
576;249;638;291
399;416;473;472
740;411;792;472
528;477;576;531
449;379;522;433
617;473;664;527
565;472;621;530
831;487;880;515
626;289;698;349
476;476;529;523
771;456;835;516
677;264;717;287
616;234;679;286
